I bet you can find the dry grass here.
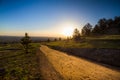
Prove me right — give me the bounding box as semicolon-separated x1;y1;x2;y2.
0;43;41;80
40;45;120;80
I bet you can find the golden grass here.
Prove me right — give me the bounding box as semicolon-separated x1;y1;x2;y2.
40;45;120;80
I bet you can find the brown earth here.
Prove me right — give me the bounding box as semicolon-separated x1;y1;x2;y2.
38;45;120;80
36;49;63;80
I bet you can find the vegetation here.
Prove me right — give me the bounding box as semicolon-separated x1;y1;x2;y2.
46;35;120;49
0;43;42;80
72;28;81;41
59;37;61;41
81;16;120;36
54;38;57;41
20;33;32;53
47;38;50;42
81;23;92;36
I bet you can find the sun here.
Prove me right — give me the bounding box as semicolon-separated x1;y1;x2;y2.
62;26;74;36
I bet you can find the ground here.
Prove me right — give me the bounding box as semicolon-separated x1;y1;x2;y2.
36;49;63;80
39;45;120;80
0;43;42;80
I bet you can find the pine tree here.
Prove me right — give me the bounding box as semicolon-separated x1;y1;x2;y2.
73;28;81;41
21;33;31;53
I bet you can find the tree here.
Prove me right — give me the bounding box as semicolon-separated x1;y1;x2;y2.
97;18;107;34
73;28;81;41
92;24;101;35
54;38;57;41
21;33;31;53
91;16;120;35
47;38;50;42
114;16;120;28
67;36;70;41
81;23;92;36
59;37;61;41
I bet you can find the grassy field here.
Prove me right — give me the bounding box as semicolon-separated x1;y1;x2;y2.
46;35;120;49
0;43;42;80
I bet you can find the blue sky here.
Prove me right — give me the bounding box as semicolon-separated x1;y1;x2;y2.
0;0;120;37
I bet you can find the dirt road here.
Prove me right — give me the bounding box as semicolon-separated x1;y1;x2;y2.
40;45;120;80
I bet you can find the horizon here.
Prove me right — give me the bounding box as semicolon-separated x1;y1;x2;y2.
0;0;120;37
0;34;62;38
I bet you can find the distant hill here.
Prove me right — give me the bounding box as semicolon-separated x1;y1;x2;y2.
0;36;57;43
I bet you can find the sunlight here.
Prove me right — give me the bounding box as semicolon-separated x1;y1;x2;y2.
62;25;74;36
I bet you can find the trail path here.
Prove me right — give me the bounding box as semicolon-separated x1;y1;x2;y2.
39;45;120;80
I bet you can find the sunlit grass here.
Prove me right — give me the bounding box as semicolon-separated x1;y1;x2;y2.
0;43;42;80
46;35;120;49
86;35;120;40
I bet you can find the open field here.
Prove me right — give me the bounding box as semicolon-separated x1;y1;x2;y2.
46;35;120;49
0;43;41;80
85;35;120;40
40;45;120;80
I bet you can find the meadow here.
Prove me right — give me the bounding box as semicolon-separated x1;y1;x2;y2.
0;43;42;80
46;35;120;49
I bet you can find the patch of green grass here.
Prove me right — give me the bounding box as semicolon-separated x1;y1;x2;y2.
46;35;120;49
86;35;120;40
0;43;42;80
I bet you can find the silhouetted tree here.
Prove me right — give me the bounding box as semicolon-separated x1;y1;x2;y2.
83;16;120;35
54;38;57;41
67;36;70;41
106;19;113;28
114;16;120;29
92;25;101;35
97;18;107;34
73;28;81;41
21;33;31;53
59;37;61;41
47;38;50;42
81;23;92;36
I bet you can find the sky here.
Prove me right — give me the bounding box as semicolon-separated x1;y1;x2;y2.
0;0;120;37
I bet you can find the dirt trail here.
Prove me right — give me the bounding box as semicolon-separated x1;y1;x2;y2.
40;45;120;80
36;49;63;80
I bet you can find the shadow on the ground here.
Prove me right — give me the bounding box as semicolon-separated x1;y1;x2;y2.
36;49;64;80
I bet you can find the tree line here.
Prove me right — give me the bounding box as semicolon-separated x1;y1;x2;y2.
72;16;120;41
81;16;120;36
